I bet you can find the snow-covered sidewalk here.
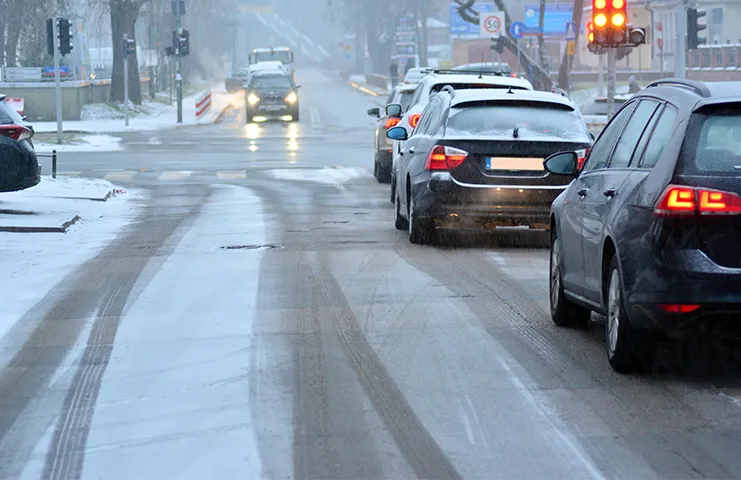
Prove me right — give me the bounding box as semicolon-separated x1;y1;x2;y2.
0;177;142;341
32;84;239;134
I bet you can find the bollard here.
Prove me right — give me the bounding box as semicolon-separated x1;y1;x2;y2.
52;150;57;179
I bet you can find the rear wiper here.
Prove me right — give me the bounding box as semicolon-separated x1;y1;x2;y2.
513;126;520;138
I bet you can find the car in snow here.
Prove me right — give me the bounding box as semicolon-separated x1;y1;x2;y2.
385;69;534;202
225;68;251;93
244;70;300;123
0;95;39;192
546;79;741;373
403;67;431;85
367;83;417;183
386;87;592;244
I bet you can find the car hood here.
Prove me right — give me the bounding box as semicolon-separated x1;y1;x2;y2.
250;86;292;95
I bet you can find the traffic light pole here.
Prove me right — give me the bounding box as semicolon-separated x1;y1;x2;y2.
606;48;616;119
124;35;130;127
52;19;63;144
598;53;605;97
675;1;687;79
176;0;183;124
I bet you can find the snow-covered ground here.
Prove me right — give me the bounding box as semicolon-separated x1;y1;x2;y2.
35;134;123;153
80;99;171;121
0;177;142;343
32;86;239;134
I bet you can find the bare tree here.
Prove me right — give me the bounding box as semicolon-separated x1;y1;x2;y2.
557;0;585;89
537;0;548;71
109;0;146;103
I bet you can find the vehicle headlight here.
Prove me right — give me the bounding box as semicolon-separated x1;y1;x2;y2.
247;93;260;105
285;91;298;104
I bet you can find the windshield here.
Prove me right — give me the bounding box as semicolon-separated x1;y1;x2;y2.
254;51;291;64
447;103;591;141
250;75;292;89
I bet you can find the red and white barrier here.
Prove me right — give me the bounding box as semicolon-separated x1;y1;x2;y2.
195;91;212;119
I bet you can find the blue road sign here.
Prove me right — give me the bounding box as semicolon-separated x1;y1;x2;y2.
450;2;494;37
524;4;574;37
510;21;527;39
565;21;577;40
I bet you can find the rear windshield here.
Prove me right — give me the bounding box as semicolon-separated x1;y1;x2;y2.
0;101;23;125
446;103;591;141
251;75;292;89
682;109;741;174
431;83;526;93
399;91;414;111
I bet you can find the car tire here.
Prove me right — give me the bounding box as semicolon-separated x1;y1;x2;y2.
374;154;391;183
408;193;433;245
390;176;396;204
292;109;300;122
550;232;591;328
394;188;408;231
606;255;657;373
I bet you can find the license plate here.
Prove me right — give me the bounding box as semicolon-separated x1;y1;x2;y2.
262;105;285;111
485;157;545;171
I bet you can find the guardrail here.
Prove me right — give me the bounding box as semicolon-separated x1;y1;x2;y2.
365;74;389;92
195;90;212;119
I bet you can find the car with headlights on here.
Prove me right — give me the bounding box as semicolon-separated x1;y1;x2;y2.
387;87;592;244
244;71;300;123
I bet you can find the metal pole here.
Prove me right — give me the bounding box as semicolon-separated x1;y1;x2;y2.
176;0;183;123
598;52;605;97
517;38;521;74
607;48;616;118
124;35;130;127
675;1;687;79
52;18;63;145
52;150;57;178
169;57;173;104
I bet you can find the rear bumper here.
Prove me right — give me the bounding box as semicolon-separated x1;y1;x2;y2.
411;172;564;229
626;248;741;330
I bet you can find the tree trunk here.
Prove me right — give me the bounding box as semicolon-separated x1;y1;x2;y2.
416;2;429;67
537;0;548;71
0;0;7;67
4;5;22;67
557;0;585;90
110;0;143;104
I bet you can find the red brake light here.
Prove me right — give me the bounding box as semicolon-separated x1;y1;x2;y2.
510;73;516;78
576;148;590;170
654;185;741;216
385;118;401;129
409;113;422;128
658;304;701;313
424;145;468;170
0;125;31;141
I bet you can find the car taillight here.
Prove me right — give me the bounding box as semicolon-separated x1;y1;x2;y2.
575;148;590;170
0;125;31;141
385;118;401;129
658;304;701;313
510;73;517;78
424;145;468;170
654;185;741;216
409;113;421;128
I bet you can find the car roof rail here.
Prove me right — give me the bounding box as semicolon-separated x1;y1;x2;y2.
645;78;711;97
439;85;455;97
551;87;570;98
429;69;508;77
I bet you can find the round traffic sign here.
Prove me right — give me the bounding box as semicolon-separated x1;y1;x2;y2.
483;15;503;35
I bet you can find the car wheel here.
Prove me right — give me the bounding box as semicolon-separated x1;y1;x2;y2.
550;232;591;328
374;153;391;183
408;192;432;245
390;176;396;204
606;255;657;373
373;159;379;180
292;109;300;122
394;188;408;231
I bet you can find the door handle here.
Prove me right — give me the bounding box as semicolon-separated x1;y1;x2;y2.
603;189;617;198
577;188;588;198
399;150;405;156
409;147;415;154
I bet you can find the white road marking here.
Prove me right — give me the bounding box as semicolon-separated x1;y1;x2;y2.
301;33;316;48
317;44;330;57
309;107;321;127
169;141;199;145
216;171;247;180
103;171;137;182
158;171;192;181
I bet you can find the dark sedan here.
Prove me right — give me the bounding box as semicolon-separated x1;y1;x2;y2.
546;79;741;373
244;71;300;123
387;88;592;244
0;95;39;192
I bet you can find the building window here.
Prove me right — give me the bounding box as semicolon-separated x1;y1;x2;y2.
712;8;723;25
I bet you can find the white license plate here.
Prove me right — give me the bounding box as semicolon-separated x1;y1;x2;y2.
485;157;545;171
263;105;285;111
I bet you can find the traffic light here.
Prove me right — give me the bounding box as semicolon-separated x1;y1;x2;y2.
58;18;73;56
626;26;646;46
592;0;626;47
178;29;190;57
687;8;707;50
491;36;505;55
46;19;54;56
123;37;136;57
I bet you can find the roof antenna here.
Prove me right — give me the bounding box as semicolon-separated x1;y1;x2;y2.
479;53;485;79
507;87;514;94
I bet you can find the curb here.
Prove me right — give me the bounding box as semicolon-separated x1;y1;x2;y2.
346;81;386;98
212;101;236;124
48;188;118;203
0;215;81;233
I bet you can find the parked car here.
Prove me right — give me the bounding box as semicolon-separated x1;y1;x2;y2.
403;67;431;85
386;69;534;203
387;87;592;244
0;95;39;192
244;70;300;123
546;79;741;373
367;83;417;183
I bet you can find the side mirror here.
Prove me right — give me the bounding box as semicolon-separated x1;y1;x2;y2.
294;84;302;89
386;126;408;141
385;103;403;118
544;151;579;176
589;132;596;141
367;107;380;118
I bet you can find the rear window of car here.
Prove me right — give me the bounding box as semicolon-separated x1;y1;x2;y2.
431;83;527;93
446;102;591;141
682;107;741;174
399;91;415;111
0;101;23;125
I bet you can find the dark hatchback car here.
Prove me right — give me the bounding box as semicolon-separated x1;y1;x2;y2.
546;79;741;373
0;95;39;192
387;88;593;244
244;71;300;123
